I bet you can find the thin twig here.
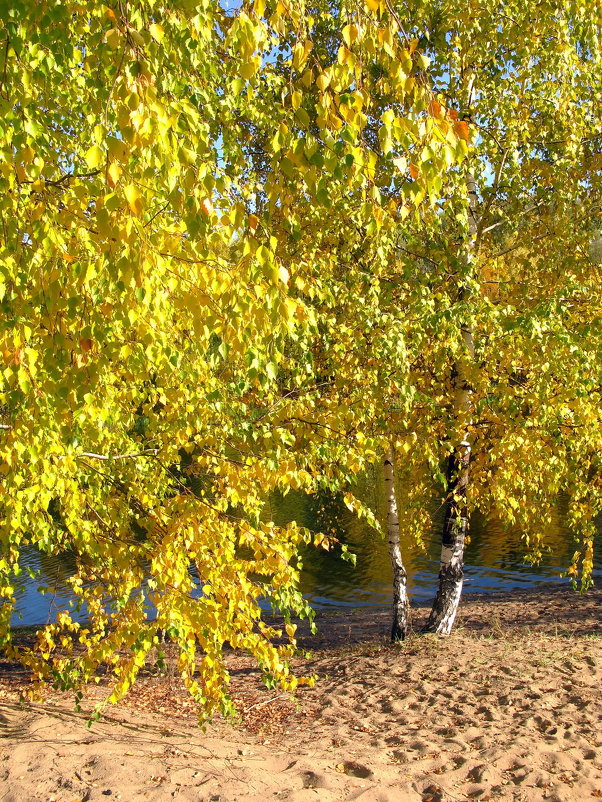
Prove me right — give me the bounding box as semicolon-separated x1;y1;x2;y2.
383;0;412;48
144;201;170;228
74;449;159;460
477;149;507;241
243;693;288;713
0;34;10;99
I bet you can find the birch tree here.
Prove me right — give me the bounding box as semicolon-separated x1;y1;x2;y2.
0;0;459;714
2;0;599;717
275;0;602;639
388;0;602;633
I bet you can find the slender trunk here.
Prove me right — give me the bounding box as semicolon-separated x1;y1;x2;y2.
385;444;409;641
424;173;477;635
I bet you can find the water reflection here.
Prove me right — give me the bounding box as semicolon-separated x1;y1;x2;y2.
271;470;601;609
13;549;84;627
10;470;601;625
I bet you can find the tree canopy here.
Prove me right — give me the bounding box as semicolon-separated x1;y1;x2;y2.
0;0;463;716
0;0;600;716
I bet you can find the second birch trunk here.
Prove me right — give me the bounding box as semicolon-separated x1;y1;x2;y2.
423;364;473;634
424;172;477;635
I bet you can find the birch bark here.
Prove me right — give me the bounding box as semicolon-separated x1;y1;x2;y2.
384;444;410;641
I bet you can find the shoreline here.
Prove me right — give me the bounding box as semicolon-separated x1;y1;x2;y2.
8;577;595;633
293;581;602;650
1;583;601;801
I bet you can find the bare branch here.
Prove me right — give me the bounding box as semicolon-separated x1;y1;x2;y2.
477;149;508;241
383;0;411;47
75;449;159;460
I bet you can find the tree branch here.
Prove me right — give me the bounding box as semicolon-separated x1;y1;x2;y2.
477;149;507;241
75;449;159;460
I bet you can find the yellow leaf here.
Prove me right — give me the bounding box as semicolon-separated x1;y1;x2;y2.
105;28;120;49
239;62;257;80
292;41;312;72
108;161;122;186
107;137;128;161
31;202;45;221
338;45;351;65
20;146;35;164
124;184;143;216
316;72;330;91
85;145;104;169
301;67;314;87
342;24;358;48
253;0;266;15
149;23;164;43
201;197;214;216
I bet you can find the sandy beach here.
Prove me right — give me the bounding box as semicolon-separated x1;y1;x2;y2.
1;584;601;802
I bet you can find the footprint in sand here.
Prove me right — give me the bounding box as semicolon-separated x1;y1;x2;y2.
476;705;495;721
435;727;458;738
421;783;445;802
379;699;407;716
300;769;327;789
389;750;411;764
408;739;431;754
466;763;495;784
335;760;373;779
533;714;557;733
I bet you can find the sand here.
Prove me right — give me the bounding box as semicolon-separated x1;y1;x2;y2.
1;584;601;802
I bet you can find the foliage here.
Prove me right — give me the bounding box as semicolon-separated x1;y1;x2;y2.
0;0;461;715
394;0;602;586
2;0;599;714
303;0;602;589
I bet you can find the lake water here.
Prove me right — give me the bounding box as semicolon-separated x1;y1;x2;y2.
10;469;601;626
273;470;602;609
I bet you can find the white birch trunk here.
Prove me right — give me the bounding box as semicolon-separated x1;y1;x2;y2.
384;444;409;641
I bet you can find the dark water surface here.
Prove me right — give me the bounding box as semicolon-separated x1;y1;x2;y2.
271;469;602;609
11;468;602;626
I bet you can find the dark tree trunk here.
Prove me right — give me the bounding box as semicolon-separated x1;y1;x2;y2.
423;441;470;634
424;169;478;635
